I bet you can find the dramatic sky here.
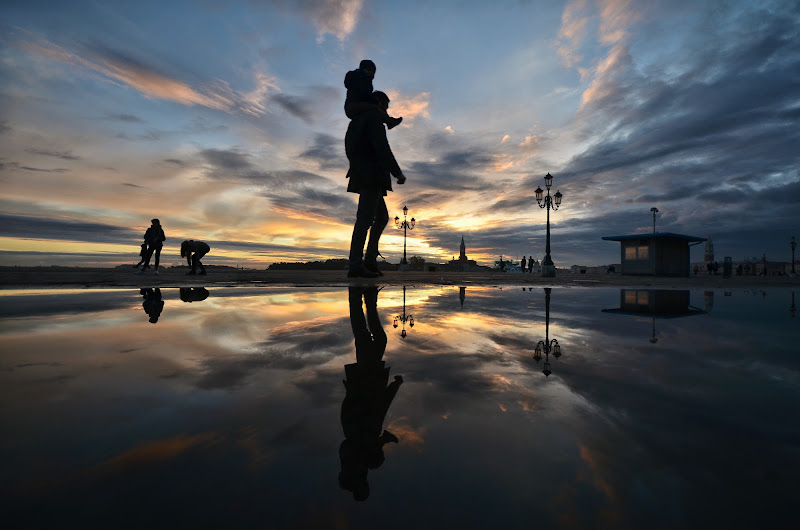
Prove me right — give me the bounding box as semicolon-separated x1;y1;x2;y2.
1;0;798;268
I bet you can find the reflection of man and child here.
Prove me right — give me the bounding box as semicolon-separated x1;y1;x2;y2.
339;286;403;501
133;218;211;276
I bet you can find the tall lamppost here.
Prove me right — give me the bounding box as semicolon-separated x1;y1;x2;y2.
393;285;414;339
533;288;562;377
791;236;797;277
535;173;563;278
650;207;659;233
394;205;415;269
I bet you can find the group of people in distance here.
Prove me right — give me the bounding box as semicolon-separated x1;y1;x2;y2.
133;218;210;275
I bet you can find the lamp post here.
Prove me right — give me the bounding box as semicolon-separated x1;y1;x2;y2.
535;173;563;278
393;285;414;339
791;236;797;277
650;207;659;233
533;288;562;377
394;205;415;270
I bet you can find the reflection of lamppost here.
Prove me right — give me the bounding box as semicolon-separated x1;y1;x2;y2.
649;316;658;344
535;173;563;278
393;285;414;339
790;236;797;277
394;205;416;267
791;292;796;318
533;288;562;377
650;207;659;233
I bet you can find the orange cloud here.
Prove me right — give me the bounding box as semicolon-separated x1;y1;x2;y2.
386;91;431;122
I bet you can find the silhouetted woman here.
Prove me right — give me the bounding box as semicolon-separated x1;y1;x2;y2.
180;240;210;275
137;218;166;275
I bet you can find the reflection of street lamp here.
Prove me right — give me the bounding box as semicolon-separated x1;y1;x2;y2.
649;316;658;344
535;173;563;278
533;288;562;377
650;207;659;233
394;205;416;266
790;236;797;277
393;285;414;339
791;291;796;318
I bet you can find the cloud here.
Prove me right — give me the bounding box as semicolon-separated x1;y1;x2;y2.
386;91;431;122
13;30;276;116
271;93;314;122
298;133;345;170
0;213;138;243
25;148;80;161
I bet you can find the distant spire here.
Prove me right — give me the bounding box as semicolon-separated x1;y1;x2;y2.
460;236;466;260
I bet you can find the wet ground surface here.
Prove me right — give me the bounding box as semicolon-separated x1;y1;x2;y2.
1;285;798;529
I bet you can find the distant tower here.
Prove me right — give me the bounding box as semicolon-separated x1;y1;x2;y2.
460;236;467;260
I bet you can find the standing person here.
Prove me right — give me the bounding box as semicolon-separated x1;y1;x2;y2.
345;91;406;278
521;256;527;272
137;219;166;275
344;60;402;129
180;240;210;275
528;256;534;273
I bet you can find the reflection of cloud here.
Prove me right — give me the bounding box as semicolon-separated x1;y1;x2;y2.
97;433;217;474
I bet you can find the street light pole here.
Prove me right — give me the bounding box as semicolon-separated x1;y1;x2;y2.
535;173;563;278
651;207;659;234
394;205;416;270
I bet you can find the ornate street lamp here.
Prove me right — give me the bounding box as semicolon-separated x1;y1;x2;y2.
650;207;659;234
533;288;562;377
790;236;797;277
393;285;414;339
535;173;563;277
394;205;416;268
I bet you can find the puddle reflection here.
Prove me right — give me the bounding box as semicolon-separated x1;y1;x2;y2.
0;286;797;528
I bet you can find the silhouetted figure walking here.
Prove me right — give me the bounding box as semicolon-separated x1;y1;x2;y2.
140;288;163;323
137;219;166;275
339;286;403;501
345;91;407;278
179;287;209;302
344;60;402;129
181;240;210;275
521;256;527;272
133;242;147;269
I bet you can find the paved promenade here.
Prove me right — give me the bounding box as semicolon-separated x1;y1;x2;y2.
1;267;797;289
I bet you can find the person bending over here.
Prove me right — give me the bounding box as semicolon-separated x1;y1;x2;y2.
180;240;210;275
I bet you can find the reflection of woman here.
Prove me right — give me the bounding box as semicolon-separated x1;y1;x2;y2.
140;288;164;323
180;240;210;275
339;286;403;501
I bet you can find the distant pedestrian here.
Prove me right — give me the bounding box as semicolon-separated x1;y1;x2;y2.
137;219;166;275
528;257;534;273
181;240;210;275
521;256;527;272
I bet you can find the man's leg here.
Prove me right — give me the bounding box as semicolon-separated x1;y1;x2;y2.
364;196;389;268
348;191;379;271
153;247;161;271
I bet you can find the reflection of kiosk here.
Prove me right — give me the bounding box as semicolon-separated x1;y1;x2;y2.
602;289;705;342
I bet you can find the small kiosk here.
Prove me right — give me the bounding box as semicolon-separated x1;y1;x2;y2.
602;232;706;277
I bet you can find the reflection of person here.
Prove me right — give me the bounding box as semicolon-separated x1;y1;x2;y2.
137;219;166;275
140;288;163;323
339;286;403;501
345;91;406;278
344;60;402;129
179;287;209;302
180;240;210;275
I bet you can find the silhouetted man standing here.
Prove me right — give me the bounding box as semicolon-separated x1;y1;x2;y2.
345;91;406;278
